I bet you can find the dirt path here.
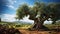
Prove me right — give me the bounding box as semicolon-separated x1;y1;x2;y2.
19;29;60;34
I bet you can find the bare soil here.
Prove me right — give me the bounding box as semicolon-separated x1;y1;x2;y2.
19;29;60;34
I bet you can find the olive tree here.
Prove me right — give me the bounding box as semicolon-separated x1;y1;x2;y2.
16;2;60;30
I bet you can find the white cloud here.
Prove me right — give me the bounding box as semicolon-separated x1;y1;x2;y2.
29;5;33;7
1;14;16;22
1;14;34;23
6;5;15;10
8;0;17;5
44;20;53;24
20;15;34;23
6;0;17;10
14;1;17;3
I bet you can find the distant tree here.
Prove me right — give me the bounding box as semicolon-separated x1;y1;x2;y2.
16;2;60;30
0;18;1;22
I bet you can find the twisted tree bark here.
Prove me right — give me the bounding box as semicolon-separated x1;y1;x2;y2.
31;16;49;30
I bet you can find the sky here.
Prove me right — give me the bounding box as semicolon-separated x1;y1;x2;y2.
0;0;60;24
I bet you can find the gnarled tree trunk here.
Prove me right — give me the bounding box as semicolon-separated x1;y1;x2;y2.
33;18;43;29
30;15;49;30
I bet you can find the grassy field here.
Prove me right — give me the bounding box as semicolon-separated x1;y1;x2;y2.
0;21;60;29
0;21;60;34
0;21;32;29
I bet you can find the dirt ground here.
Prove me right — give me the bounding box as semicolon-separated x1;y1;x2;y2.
19;29;60;34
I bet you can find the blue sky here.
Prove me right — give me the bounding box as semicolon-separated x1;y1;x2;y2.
0;0;60;14
0;0;35;14
0;0;60;24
